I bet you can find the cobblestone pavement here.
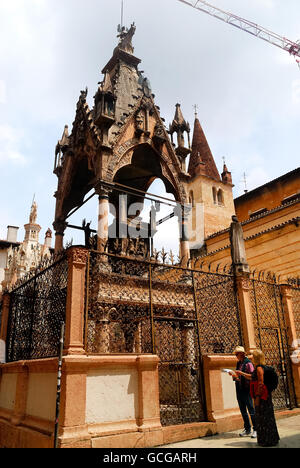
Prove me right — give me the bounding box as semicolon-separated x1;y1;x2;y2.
161;413;300;449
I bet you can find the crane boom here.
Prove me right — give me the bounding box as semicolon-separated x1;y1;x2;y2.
178;0;300;59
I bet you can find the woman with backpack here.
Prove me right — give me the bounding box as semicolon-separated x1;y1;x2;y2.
236;349;280;447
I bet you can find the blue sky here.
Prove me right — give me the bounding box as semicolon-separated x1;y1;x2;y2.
0;0;299;252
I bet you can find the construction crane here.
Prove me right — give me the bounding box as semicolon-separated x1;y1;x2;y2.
178;0;300;66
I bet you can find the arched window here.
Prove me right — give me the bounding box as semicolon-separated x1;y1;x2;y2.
217;189;224;205
212;187;217;204
189;191;195;208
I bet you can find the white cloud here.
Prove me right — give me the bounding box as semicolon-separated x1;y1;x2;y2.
0;80;6;104
292;79;300;104
0;125;27;165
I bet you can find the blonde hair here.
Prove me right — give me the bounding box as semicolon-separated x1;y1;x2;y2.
252;349;266;366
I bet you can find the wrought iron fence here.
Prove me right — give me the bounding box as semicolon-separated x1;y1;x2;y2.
151;266;205;426
0;299;2;334
249;277;297;410
85;250;244;425
291;286;300;342
85;251;242;356
86;252;152;354
193;270;242;354
6;255;68;362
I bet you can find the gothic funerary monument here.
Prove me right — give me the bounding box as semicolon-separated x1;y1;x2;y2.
0;25;299;450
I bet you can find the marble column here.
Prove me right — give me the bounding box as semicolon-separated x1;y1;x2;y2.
177;204;191;264
95;184;111;253
119;192;128;255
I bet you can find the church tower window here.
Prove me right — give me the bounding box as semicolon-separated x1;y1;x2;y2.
217;189;224;205
212;187;217;204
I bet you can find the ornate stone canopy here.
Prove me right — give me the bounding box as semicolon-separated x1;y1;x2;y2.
53;25;189;242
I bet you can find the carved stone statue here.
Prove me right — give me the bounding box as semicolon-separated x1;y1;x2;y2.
229;215;250;274
117;23;136;54
135;110;145;132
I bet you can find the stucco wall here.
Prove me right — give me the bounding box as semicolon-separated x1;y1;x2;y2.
221;370;238;411
0;373;17;411
26;373;57;421
86;368;139;424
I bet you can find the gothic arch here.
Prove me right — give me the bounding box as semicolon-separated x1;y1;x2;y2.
106;140;187;205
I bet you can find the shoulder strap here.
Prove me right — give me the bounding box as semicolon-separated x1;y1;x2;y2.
242;357;250;371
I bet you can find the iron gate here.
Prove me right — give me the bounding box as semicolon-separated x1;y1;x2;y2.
86;251;244;426
250;279;297;410
155;314;205;426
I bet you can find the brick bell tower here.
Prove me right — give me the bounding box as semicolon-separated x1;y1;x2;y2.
187;109;235;255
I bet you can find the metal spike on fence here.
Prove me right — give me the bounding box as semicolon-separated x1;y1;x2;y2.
277;274;282;283
161;248;167;264
169;250;175;265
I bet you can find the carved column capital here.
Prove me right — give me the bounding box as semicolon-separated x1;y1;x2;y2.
53;219;68;236
67;247;89;267
94;182;111;200
236;276;251;291
280;284;293;300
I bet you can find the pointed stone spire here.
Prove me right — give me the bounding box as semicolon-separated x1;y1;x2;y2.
59;125;69;148
54;125;69;175
29;199;38;225
222;158;233;184
24;199;41;243
188;114;220;181
170;104;190;136
169;104;191;164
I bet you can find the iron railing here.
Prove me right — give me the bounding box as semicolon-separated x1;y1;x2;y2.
291;286;300;342
85;250;242;356
85;250;244;426
0;299;2;334
6;255;68;362
249;278;297;410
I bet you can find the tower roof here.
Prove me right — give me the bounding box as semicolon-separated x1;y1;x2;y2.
188;116;221;181
170;103;190;133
